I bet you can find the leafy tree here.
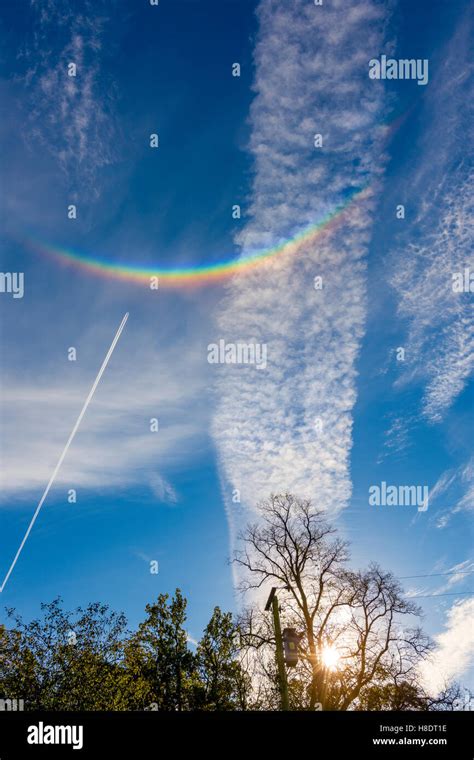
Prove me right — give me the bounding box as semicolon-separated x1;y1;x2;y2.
125;589;194;711
191;607;251;710
1;591;255;712
0;599;129;710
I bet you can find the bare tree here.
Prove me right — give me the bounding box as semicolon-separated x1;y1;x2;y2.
235;493;434;710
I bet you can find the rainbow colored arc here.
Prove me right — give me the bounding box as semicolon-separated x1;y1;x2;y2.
29;186;370;289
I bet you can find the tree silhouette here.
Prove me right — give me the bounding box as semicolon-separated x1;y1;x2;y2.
235;493;460;711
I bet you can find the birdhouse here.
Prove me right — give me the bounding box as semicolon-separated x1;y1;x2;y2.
282;627;299;667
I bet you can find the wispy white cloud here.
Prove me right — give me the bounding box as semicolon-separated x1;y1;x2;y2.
212;0;390;538
186;633;199;648
19;0;118;195
434;459;474;528
429;470;458;505
0;324;207;504
149;474;179;505
405;559;473;599
378;412;417;462
434;560;474;595
390;14;474;423
419;598;474;695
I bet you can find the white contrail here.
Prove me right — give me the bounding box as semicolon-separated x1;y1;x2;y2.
0;312;129;593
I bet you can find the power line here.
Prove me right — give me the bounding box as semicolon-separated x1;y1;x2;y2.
398;570;473;580
406;591;473;599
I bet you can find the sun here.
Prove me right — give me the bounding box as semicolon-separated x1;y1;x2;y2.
321;645;340;671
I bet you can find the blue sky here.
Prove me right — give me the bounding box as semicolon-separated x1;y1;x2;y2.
0;0;472;694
